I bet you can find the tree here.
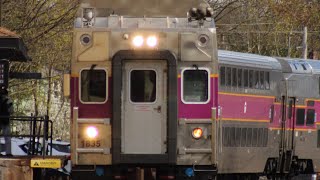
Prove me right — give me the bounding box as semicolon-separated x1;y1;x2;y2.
1;0;78;140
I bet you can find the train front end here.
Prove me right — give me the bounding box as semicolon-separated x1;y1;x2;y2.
68;1;219;179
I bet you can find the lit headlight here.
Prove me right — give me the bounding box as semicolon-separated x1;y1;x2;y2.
86;126;98;139
192;128;203;139
146;36;158;47
132;35;144;47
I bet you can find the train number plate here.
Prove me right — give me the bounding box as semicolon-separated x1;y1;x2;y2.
80;140;101;148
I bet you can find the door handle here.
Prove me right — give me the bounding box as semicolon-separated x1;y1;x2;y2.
153;106;161;113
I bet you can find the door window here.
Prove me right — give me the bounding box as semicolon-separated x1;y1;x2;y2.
130;70;156;103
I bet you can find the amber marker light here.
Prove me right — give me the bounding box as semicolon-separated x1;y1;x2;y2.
192;128;203;139
86;126;98;139
146;36;158;47
132;35;144;47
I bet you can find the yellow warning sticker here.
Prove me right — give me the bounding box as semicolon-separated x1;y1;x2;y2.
31;158;62;168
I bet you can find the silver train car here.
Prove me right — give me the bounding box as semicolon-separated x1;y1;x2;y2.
218;50;320;179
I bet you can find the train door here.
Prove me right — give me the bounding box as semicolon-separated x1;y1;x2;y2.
121;60;167;154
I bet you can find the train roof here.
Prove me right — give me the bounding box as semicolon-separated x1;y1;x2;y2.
276;57;320;75
80;0;204;17
218;50;282;70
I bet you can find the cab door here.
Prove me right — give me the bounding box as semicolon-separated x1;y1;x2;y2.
121;60;167;154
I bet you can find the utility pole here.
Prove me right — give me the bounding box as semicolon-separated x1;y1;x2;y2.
302;26;308;59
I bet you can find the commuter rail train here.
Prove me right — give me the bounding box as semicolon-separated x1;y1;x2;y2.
65;0;320;179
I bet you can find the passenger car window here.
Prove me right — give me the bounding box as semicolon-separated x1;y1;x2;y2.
265;72;270;90
249;70;254;88
226;67;231;86
183;69;209;103
81;69;107;103
232;68;237;87
244;69;249;88
237;69;242;88
260;71;264;89
254;71;259;89
296;108;305;126
306;109;315;126
220;66;225;86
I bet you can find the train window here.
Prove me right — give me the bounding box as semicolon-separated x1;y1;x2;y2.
230;127;235;147
220;66;225;86
296;108;305;126
232;68;237;87
235;128;241;147
241;128;247;147
263;128;268;147
226;67;231;86
80;69;107;103
260;71;264;89
265;72;270;90
130;70;156;103
254;71;259;89
306;109;315;126
307;101;314;107
270;105;274;123
257;128;263;147
223;127;229;147
237;69;242;88
244;69;249;88
249;70;254;88
301;64;307;70
182;69;209;103
252;128;258;147
246;128;252;147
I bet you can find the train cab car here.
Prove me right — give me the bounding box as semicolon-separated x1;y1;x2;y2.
67;0;219;179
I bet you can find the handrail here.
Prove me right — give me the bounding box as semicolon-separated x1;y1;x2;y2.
0;115;53;156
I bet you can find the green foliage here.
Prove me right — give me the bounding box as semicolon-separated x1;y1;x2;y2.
1;0;78;140
215;0;320;58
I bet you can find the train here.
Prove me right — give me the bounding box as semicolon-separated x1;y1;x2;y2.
64;0;320;179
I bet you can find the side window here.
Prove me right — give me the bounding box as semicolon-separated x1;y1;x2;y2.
80;69;107;103
232;68;237;87
296;108;305;126
270;105;274;123
254;71;259;89
249;70;254;88
182;69;209;103
226;67;231;86
244;69;249;88
306;109;315;126
220;66;225;86
238;69;242;88
260;71;264;89
265;72;270;90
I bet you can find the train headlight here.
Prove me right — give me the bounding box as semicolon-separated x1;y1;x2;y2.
86;126;98;139
192;128;203;139
146;36;158;47
132;35;144;47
